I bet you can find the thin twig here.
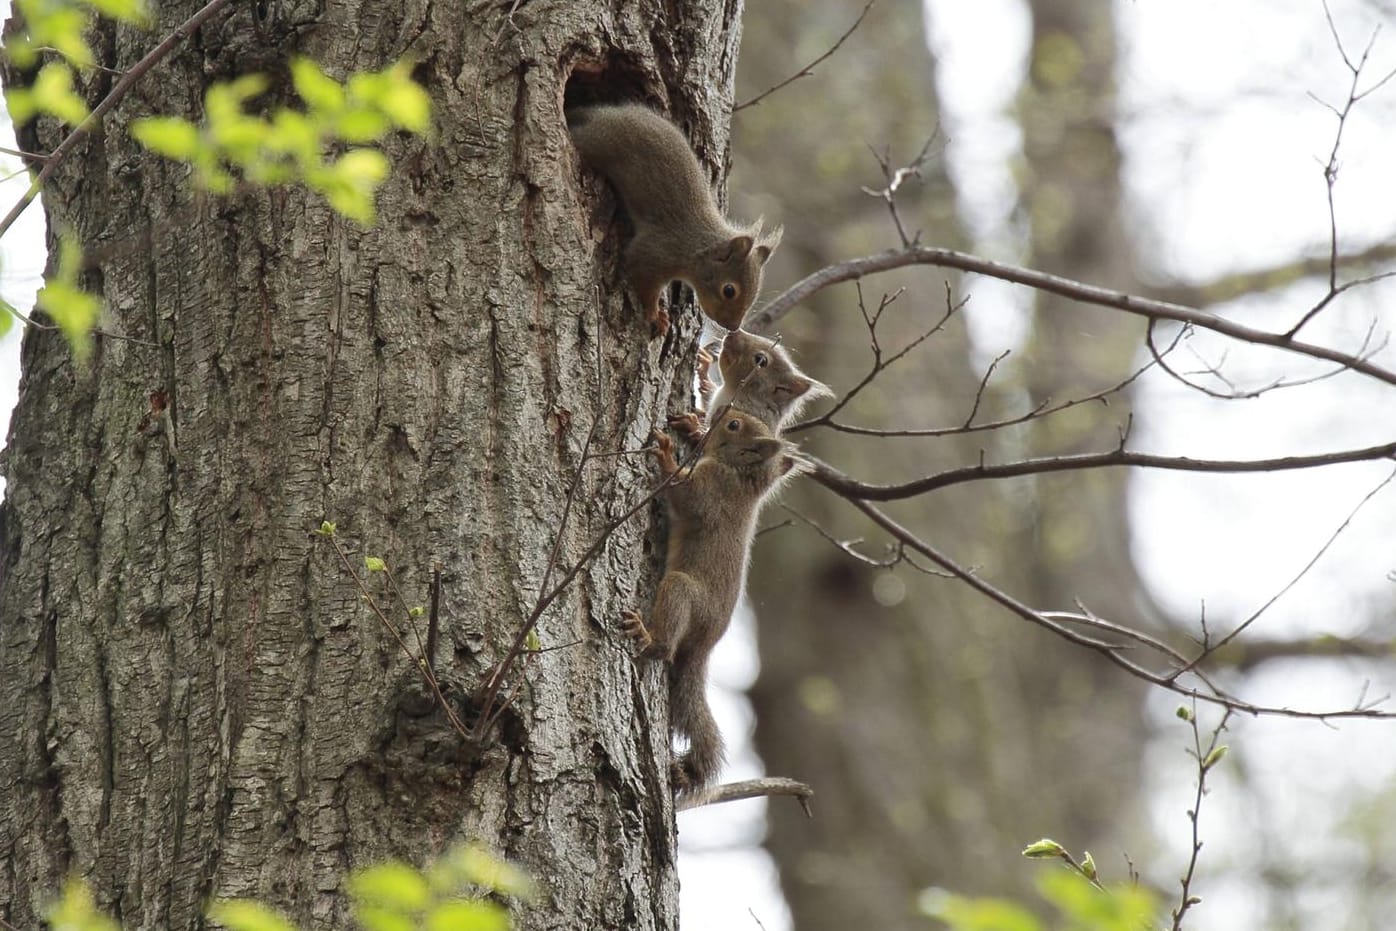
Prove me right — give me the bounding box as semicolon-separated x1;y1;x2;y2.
828;493;1394;720
733;0;877;112
324;534;470;740
1186;465;1396;665
1171;706;1232;931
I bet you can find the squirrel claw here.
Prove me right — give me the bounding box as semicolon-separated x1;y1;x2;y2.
620;610;654;651
668;412;704;441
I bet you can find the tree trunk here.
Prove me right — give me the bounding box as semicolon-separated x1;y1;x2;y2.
735;1;1152;926
0;3;742;928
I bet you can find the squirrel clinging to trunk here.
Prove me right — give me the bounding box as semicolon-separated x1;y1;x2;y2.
623;411;806;793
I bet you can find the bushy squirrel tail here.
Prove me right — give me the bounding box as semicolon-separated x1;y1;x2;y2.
669;652;724;794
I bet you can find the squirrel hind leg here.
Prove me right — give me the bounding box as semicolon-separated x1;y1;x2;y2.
645;571;698;659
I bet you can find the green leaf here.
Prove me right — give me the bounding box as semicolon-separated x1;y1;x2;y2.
36;235;100;359
36;280;100;358
291;57;346;113
377;80;431;133
353;905;415;931
131;117;203;160
11;63;91;125
316;521;337;537
918;887;1041;931
0;301;15;339
425;900;509;931
524;629;541;652
84;0;149;25
1080;850;1097;880
345;62;430;134
335;108;391;144
432;845;536;900
1035;870;1159;928
349;861;431;912
207;900;300;931
1202;745;1229;770
4;88;37;125
46;879;121;931
364;556;387;572
409;606;425;617
268;109;318;164
1021;838;1067;860
335;148;390;184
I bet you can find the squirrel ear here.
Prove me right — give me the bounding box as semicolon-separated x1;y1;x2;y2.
751;437;784;460
753;225;783;265
725;234;755;262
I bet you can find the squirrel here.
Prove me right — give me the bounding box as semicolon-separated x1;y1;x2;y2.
670;329;831;442
622;411;806;794
567;103;783;337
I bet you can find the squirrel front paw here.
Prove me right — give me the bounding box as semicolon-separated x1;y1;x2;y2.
667;412;705;442
620;610;654;652
695;347;716;397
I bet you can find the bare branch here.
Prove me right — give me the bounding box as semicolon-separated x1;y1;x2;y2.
677;777;814;815
807;441;1396;502
746;245;1396;388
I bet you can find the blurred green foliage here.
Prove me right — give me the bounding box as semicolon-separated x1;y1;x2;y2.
45;843;529;931
921;869;1158;931
1;0;429;354
131;58;431;225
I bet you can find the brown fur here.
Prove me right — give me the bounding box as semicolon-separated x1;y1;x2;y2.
670;329;831;442
622;412;805;793
568;104;782;335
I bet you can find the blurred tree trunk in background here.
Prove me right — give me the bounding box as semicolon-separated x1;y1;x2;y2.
0;2;741;928
735;1;1153;926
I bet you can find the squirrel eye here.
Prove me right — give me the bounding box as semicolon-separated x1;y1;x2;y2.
725;418;741;432
754;352;769;368
722;283;738;300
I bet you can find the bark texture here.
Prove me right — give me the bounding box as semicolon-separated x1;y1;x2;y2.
0;2;743;928
733;1;1152;927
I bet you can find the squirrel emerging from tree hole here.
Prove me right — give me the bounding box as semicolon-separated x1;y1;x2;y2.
568;103;782;337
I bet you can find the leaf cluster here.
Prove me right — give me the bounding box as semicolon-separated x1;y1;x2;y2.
45;844;531;931
4;0;146;124
131;58;430;224
922;870;1158;931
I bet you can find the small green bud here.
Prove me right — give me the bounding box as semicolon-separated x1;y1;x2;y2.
364;556;387;572
316;521;337;536
409;606;425;617
1022;839;1067;859
1175;705;1193;722
1081;851;1097;880
525;630;542;652
1202;745;1229;770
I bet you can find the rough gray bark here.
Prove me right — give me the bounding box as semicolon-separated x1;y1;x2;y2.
0;3;743;928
